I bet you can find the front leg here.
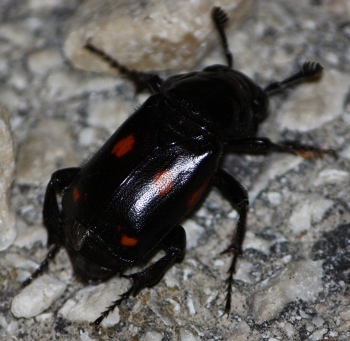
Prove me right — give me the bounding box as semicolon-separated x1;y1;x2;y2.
43;167;81;244
91;225;186;327
213;168;249;315
23;167;80;287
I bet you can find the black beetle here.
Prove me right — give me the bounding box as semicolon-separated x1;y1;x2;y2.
23;7;335;326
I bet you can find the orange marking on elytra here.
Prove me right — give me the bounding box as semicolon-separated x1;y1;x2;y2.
120;234;138;247
111;134;135;158
116;225;138;247
187;179;210;208
153;169;174;196
72;187;81;202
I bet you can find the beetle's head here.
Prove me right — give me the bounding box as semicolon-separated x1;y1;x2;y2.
160;65;269;139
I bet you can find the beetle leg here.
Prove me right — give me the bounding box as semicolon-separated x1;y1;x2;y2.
91;225;186;327
265;61;323;95
213;168;249;315
226;137;337;159
22;244;60;287
23;168;80;287
212;7;233;68
84;40;164;94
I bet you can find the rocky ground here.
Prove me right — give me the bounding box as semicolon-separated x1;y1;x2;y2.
0;0;350;340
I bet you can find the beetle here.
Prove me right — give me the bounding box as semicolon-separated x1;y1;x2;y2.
23;7;335;326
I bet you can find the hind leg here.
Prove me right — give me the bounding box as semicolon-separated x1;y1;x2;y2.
213;168;249;314
23;168;80;286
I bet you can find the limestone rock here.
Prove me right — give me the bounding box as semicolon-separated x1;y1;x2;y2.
0;106;16;251
64;0;256;72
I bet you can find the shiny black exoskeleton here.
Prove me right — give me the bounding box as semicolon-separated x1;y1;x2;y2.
23;7;334;326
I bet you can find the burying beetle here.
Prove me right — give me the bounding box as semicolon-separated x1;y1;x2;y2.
22;7;335;327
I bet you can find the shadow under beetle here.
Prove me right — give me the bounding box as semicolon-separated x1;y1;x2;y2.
23;7;335;326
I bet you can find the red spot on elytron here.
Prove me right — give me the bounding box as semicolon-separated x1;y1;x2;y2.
187;179;209;208
111;134;135;158
120;234;138;247
153;169;174;196
116;225;138;247
72;187;81;202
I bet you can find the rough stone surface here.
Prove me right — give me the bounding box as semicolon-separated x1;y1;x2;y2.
252;260;323;323
0;106;16;251
1;0;350;340
64;0;256;72
288;195;333;235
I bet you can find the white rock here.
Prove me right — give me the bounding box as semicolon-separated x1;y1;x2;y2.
243;231;271;255
164;266;180;289
183;219;205;249
0;314;8;330
0;89;27;113
79;330;96;341
34;312;53;322
0;23;36;48
43;70;122;102
11;275;66;318
0;57;9;77
180;328;198;341
339;306;350;320
28;0;75;12
27;48;64;75
231;321;251;341
16;119;79;186
64;0;256;72
0;106;16;251
280;322;295;337
309;197;333;222
78;127;99;147
186;296;196;315
13;225;47;249
288;202;312;235
8;70;28;91
308;328;327;341
235;259;254;283
312;168;350;186
312;315;325;327
59;277;129;327
341;144;350;160
277;69;349;132
266;191;282;206
6;321;19;336
4;253;38;270
253;260;323;323
140;331;163;341
87;98;133;134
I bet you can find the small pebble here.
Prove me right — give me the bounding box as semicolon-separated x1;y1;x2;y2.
11;275;66;318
